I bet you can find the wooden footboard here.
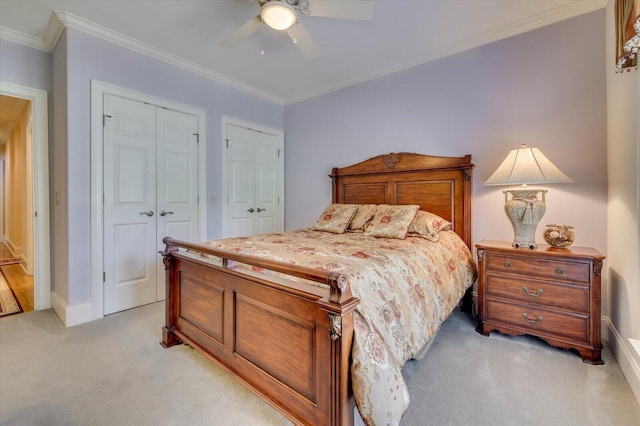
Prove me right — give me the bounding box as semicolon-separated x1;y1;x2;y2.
160;237;360;426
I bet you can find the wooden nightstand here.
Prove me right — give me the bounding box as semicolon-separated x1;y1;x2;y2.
475;240;606;364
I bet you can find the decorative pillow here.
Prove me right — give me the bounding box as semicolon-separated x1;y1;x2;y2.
408;210;453;242
311;204;359;234
365;204;419;239
348;204;378;231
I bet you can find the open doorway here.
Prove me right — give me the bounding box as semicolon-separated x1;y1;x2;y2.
0;82;50;313
0;94;34;313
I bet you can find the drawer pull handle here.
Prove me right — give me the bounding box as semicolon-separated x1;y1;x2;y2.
522;313;544;324
504;261;512;268
555;267;564;275
522;287;544;297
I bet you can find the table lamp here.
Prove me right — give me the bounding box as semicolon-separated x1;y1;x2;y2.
485;144;572;249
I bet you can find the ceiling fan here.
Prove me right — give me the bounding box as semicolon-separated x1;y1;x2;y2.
221;0;375;60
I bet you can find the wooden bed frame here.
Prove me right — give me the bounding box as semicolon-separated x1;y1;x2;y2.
160;152;474;425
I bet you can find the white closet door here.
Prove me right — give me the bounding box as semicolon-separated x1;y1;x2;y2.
225;123;282;237
103;97;200;314
253;131;280;235
155;108;199;300
103;94;157;315
226;124;255;237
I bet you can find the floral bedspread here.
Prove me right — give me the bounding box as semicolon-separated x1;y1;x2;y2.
199;229;476;425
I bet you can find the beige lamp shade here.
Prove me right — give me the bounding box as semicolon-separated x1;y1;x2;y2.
485;144;573;186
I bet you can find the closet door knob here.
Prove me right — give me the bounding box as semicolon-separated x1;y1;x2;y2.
257;208;266;212
247;208;255;213
160;210;174;216
139;210;154;217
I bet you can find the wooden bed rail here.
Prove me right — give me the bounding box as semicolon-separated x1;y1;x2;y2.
161;236;355;305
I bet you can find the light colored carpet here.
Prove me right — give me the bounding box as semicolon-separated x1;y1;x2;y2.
0;303;288;426
0;302;638;425
400;310;640;425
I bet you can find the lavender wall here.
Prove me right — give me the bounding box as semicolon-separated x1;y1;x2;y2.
61;28;283;305
0;39;51;91
51;32;69;301
284;11;607;257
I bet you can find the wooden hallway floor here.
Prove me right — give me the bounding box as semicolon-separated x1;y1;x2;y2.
0;242;34;313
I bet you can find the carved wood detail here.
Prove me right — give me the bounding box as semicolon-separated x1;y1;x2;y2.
159;240;178;270
327;271;349;303
593;259;603;277
383;152;400;169
477;249;484;262
328;314;342;340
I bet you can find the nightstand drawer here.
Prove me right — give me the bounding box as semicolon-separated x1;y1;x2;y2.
485;254;590;284
486;275;589;313
485;299;589;342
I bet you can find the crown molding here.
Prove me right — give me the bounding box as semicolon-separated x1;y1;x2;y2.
1;1;606;107
284;0;608;105
0;26;49;52
53;11;284;105
0;11;64;53
43;11;66;51
0;10;283;105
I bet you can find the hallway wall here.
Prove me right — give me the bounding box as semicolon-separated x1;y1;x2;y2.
3;101;31;259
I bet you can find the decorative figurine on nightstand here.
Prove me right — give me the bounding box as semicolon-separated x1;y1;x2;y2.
543;224;575;247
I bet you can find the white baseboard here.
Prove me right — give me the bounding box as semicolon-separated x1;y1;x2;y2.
17;254;28;274
3;239;29;273
602;316;640;404
3;236;20;257
50;291;93;327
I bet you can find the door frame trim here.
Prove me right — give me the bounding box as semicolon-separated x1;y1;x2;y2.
90;80;207;319
0;81;51;311
220;116;284;238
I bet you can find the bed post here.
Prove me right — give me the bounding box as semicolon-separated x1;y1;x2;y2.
328;310;355;425
462;154;473;251
323;271;358;425
159;238;180;348
460;155;474;315
330;167;339;203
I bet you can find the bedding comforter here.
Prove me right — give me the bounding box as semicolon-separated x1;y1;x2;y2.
199;229;476;425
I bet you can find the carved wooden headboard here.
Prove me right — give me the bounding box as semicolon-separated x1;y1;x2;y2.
330;152;474;249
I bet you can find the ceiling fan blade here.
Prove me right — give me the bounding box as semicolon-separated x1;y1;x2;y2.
286;23;321;61
221;15;262;47
305;0;374;20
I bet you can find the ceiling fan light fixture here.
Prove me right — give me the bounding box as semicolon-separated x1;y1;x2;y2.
261;1;296;31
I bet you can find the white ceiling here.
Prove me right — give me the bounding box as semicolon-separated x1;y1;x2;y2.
0;0;607;105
